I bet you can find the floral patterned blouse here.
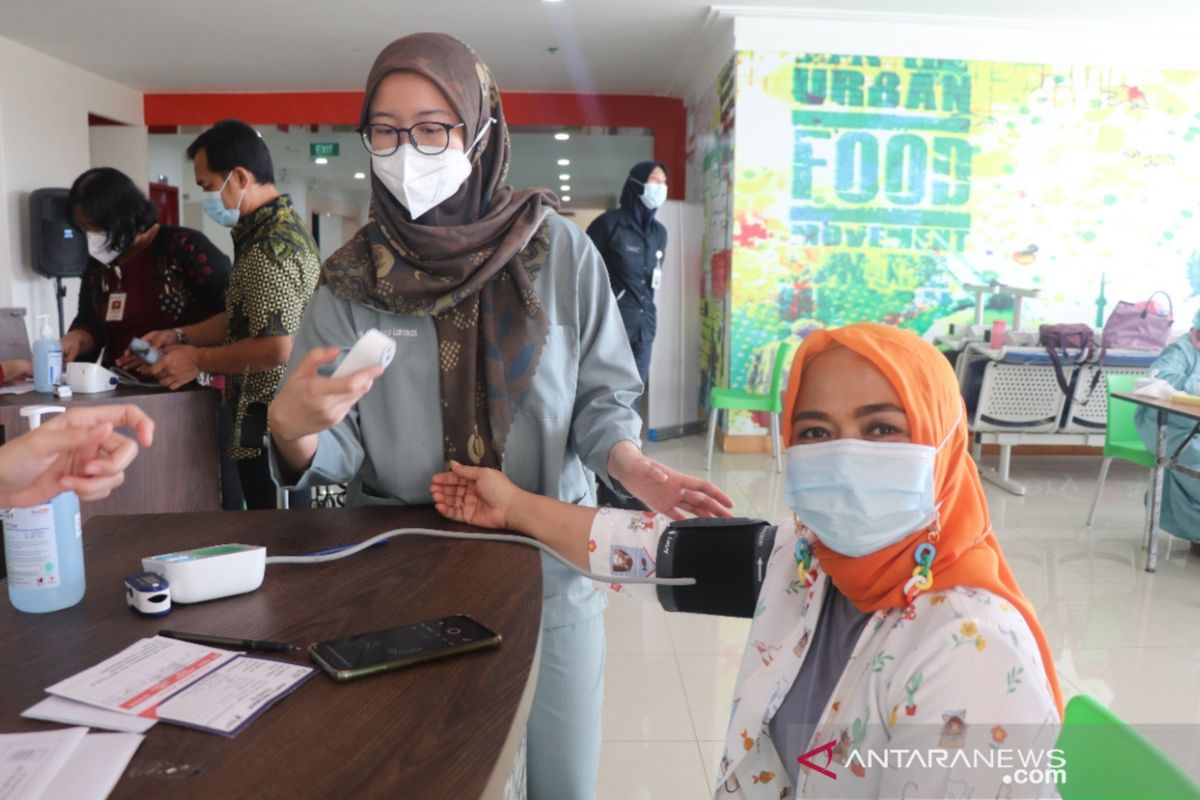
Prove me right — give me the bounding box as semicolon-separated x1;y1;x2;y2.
589;510;1062;800
70;225;230;366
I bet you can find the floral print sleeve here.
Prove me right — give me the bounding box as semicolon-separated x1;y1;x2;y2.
587;507;673;602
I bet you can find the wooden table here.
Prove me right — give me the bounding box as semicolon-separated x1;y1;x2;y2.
0;384;221;522
1113;392;1200;572
0;506;543;799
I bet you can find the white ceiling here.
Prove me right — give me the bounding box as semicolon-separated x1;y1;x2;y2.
4;1;1200;95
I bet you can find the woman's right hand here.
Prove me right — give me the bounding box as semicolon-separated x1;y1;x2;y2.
267;347;384;444
60;330;93;364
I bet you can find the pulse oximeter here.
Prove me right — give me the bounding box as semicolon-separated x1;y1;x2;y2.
124;571;172;617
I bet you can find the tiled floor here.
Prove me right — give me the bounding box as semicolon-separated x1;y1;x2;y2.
596;435;1200;798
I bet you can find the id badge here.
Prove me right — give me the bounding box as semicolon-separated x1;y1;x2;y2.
651;267;663;290
105;292;128;322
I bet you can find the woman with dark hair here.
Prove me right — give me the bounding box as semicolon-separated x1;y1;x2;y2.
266;33;730;798
63;167;231;367
586;161;669;395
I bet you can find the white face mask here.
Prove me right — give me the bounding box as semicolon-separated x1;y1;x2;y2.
784;416;959;557
640;182;667;210
371;119;494;219
86;231;121;265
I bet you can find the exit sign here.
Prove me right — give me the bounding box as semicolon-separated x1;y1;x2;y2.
310;142;339;158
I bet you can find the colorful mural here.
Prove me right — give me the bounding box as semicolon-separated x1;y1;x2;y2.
727;50;1200;435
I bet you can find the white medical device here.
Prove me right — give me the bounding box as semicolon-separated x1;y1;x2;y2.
332;329;396;378
64;362;119;394
142;544;266;603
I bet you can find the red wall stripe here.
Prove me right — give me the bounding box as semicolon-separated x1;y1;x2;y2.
144;91;687;198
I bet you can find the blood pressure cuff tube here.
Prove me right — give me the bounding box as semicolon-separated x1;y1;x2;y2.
655;517;777;618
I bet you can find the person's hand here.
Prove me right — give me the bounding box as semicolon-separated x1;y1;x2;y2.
607;440;734;520
268;348;384;443
0;404;155;507
60;330;91;364
147;346;202;390
114;349;147;373
430;461;522;530
1;359;32;383
141;329;179;351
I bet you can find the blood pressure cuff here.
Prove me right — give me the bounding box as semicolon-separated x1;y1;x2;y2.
655;517;777;618
588;511;776;618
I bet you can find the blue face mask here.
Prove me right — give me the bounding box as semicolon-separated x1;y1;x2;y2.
639;181;667;210
784;430;953;557
202;171;246;228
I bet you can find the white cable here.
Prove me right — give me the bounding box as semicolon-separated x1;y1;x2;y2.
264;526;696;587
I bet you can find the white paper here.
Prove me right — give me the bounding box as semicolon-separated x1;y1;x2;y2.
40;732;143;800
156;656;314;735
0;382;35;395
46;636;237;718
0;726;87;800
22;697;156;734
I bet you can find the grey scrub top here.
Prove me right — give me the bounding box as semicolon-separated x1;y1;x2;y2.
270;211;645;629
768;583;872;788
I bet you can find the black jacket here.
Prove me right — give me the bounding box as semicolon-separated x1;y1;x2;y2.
586;209;667;342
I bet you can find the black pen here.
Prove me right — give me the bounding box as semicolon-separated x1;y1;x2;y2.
159;629;300;652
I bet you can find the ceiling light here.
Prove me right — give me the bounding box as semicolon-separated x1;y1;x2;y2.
554;132;570;141
561;195;571;202
558;173;570;181
353;171;366;179
560;185;571;191
314;157;328;165
557;158;570;166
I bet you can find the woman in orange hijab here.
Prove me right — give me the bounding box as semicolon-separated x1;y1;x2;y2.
431;323;1063;799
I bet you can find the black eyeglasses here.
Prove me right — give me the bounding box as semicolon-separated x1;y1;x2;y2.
356;122;466;157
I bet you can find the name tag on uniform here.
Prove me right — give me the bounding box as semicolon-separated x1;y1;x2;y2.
624;244;643;254
105;292;128;322
652;268;663;290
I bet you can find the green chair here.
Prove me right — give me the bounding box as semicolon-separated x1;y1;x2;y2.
705;343;791;473
1086;373;1157;526
1055;693;1200;799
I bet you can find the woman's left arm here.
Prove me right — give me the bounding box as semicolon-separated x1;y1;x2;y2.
567;227;732;518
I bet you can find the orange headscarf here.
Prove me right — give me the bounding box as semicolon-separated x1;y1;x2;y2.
782;323;1063;715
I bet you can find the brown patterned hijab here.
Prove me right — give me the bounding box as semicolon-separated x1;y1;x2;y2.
322;33;559;467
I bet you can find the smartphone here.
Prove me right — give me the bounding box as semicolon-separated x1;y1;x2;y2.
309;614;501;681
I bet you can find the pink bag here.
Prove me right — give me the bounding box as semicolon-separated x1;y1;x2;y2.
1103;291;1173;351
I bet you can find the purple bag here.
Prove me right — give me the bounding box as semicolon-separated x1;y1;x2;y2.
1039;323;1101;400
1103;292;1174;351
1039;323;1095;352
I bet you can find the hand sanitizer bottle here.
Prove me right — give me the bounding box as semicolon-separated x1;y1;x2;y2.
3;406;84;613
32;315;62;393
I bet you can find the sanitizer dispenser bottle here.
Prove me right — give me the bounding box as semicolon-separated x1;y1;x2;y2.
3;405;85;613
32;315;62;393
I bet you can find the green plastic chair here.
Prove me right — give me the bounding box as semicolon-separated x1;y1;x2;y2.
1086;373;1157;525
1055;693;1200;799
705;342;791;473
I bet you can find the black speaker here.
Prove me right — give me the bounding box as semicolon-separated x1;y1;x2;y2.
29;188;88;279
